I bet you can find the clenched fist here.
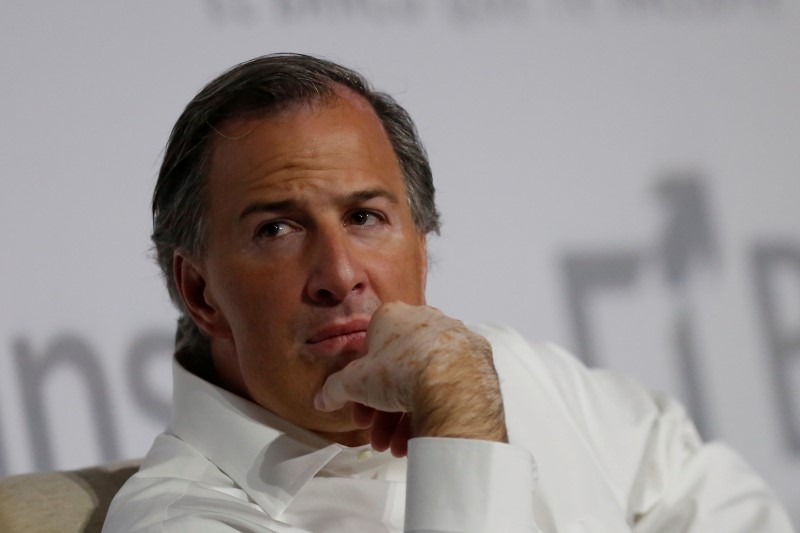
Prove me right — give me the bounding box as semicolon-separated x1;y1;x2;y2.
314;302;508;456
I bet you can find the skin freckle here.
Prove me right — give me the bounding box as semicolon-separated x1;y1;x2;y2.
378;332;401;352
406;358;422;370
398;348;415;361
380;366;391;389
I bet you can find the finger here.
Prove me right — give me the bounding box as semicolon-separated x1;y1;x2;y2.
370;411;404;453
390;413;412;458
315;363;367;412
351;403;375;429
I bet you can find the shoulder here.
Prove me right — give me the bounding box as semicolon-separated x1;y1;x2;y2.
469;322;668;422
103;434;264;532
468;323;700;496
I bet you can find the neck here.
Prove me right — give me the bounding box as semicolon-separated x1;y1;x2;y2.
314;427;371;447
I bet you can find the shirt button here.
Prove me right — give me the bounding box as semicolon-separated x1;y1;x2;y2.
357;449;373;461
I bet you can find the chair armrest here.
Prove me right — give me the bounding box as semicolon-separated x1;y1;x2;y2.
0;460;140;533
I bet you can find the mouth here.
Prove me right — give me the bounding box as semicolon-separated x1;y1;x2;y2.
305;318;369;358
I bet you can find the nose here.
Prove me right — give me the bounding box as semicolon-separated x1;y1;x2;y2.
305;226;368;306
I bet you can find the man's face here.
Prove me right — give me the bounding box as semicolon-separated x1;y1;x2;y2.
189;91;427;444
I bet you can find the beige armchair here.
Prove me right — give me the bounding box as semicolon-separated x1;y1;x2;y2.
0;460;139;533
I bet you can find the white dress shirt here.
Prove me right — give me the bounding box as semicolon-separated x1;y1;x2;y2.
103;324;794;532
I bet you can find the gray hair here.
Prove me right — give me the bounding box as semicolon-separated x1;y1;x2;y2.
151;53;440;356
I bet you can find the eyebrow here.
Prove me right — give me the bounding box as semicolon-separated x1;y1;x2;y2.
345;188;399;205
238;188;399;221
239;199;296;221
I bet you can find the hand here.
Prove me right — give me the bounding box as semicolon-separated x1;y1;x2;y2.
314;302;508;456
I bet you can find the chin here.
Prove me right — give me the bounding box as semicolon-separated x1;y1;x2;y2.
310;406;370;446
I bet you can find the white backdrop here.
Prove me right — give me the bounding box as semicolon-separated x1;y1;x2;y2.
1;0;799;526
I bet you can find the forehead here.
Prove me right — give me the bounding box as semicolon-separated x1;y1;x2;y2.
206;91;400;194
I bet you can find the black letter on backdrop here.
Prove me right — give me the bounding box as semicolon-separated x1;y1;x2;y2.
752;242;800;453
13;335;120;470
655;176;719;436
561;175;717;436
126;329;173;426
562;250;643;366
0;403;8;476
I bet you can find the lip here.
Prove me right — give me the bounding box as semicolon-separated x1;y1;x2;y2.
306;317;370;357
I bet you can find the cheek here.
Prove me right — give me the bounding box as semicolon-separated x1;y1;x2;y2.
376;250;426;302
242;350;329;418
219;263;300;339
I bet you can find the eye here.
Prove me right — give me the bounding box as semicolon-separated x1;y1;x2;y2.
255;221;294;239
347;210;384;227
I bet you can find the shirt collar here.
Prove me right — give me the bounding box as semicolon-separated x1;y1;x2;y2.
168;355;400;517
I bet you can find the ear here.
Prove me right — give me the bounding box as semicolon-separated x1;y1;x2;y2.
173;251;232;339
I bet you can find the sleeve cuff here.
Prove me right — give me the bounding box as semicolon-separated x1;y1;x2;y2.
405;437;538;532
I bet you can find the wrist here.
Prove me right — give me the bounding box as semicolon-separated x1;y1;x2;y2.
411;340;508;442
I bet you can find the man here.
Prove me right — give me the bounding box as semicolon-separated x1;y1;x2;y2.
104;54;794;532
